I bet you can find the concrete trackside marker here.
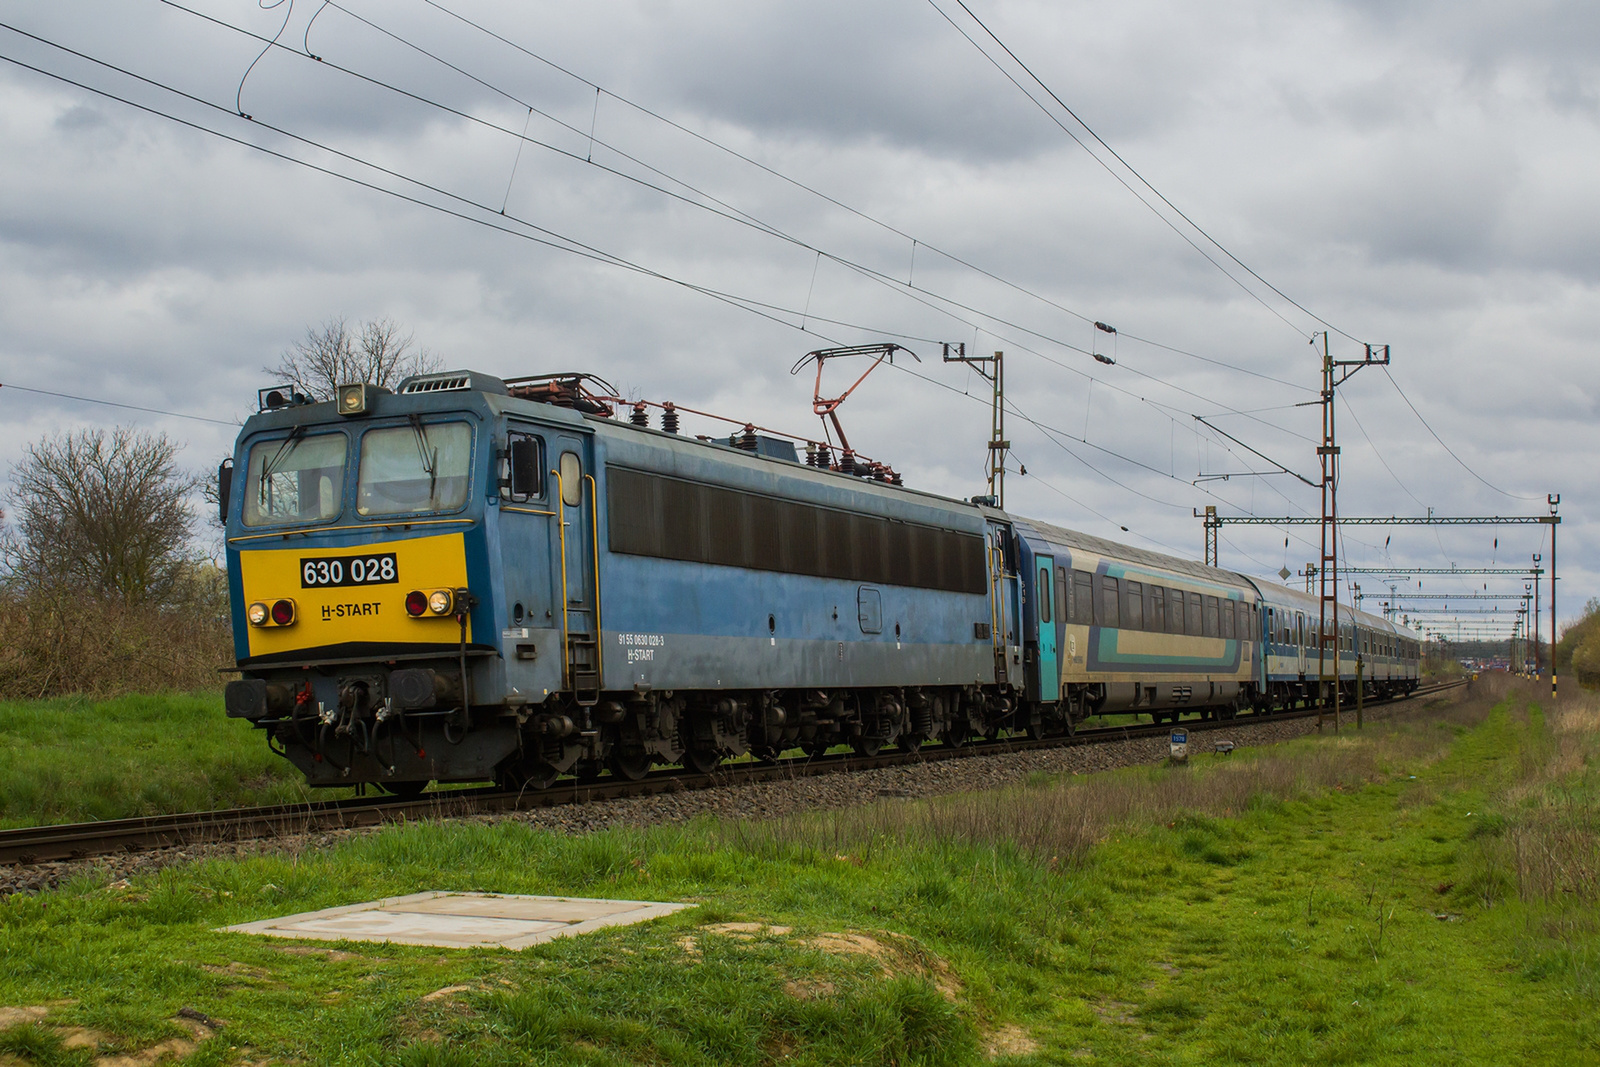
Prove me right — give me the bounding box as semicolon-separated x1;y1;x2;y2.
223;892;691;950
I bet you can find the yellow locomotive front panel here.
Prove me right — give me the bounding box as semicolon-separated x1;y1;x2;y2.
237;531;472;660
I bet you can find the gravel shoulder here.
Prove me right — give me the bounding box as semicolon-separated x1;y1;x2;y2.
0;693;1449;897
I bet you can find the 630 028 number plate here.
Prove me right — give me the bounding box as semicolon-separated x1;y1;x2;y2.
300;552;398;588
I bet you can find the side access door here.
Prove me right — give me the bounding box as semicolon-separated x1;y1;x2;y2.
551;433;601;706
497;423;563;699
1295;611;1309;678
1031;554;1060;702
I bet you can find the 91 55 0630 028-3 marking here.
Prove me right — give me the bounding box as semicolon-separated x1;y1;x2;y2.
300;552;398;588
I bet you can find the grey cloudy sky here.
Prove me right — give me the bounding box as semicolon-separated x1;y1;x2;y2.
0;0;1591;640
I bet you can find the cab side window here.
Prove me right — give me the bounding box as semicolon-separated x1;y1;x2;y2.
502;431;544;502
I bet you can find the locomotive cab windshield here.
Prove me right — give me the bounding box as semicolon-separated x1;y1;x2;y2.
238;419;478;527
356;420;473;517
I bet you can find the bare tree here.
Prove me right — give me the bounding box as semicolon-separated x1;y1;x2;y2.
1;427;203;603
266;317;442;401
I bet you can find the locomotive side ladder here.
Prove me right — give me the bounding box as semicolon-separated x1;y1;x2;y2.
553;449;601;708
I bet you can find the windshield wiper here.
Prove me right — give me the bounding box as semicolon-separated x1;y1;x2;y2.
409;415;439;502
259;422;305;495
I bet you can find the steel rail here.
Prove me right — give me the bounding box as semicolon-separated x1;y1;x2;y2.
0;681;1464;867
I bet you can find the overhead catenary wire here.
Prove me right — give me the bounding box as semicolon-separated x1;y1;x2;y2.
924;0;1311;342
154;0;1320;448
932;0;1534;514
0;32;958;351
2;12;1529;575
1380;367;1537;502
0;382;241;427
935;0;1364;348
12;10;1315;470
0;16;1279;504
886;360;1329;561
410;0;1310;394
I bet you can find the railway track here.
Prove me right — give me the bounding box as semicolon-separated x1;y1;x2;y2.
0;681;1465;866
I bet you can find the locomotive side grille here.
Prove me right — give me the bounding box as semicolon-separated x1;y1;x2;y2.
606;465;986;594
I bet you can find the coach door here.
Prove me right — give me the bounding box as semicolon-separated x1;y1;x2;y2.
1034;555;1060;702
552;435;600;706
986;521;1019;685
1295;612;1308;676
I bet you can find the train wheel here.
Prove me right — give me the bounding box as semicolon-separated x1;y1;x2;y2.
853;737;883;758
383;781;428;799
499;761;561;791
942;727;967;749
682;748;721;774
607;747;652;782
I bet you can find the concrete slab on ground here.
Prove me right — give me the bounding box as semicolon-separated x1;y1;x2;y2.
222;892;690;949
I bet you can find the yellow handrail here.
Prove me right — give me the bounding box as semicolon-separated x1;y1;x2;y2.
990;541;1002;648
586;473;602;685
552;466;570;692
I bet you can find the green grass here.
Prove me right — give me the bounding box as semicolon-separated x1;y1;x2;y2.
0;693;336;828
0;683;1595;1064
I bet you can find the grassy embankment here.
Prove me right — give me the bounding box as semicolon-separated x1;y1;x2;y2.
0;677;1596;1065
0;694;333;829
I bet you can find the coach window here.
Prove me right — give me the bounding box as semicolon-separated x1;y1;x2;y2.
1169;588;1185;634
1123;580;1143;630
243;431;347;527
1056;566;1068;625
1185;591;1202;637
1038;568;1052;624
1150;586;1166;633
1072;571;1094;623
1098;574;1120;628
1221;599;1235;640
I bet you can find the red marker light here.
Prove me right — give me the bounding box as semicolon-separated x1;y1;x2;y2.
405;590;428;617
271;599;296;626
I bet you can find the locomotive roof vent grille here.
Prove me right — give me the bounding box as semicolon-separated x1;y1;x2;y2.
395;370;509;396
402;375;470;393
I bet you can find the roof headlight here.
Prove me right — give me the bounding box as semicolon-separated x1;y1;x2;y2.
336;382;373;416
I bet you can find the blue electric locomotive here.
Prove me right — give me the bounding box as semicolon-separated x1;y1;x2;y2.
219;368;1418;791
